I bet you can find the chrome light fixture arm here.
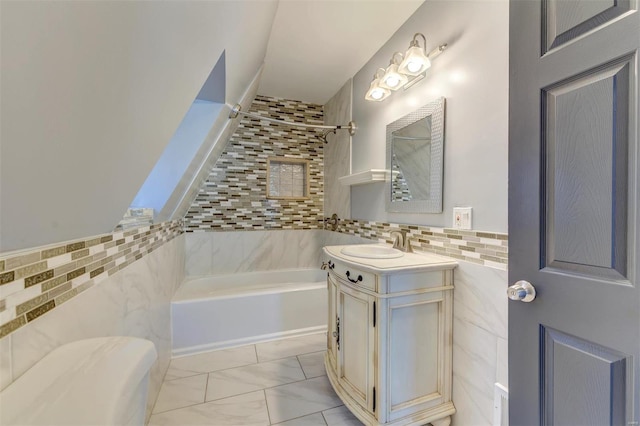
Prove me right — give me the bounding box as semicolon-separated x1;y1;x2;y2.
411;33;427;53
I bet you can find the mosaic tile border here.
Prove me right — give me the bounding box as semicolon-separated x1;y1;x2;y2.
332;218;508;270
0;221;183;339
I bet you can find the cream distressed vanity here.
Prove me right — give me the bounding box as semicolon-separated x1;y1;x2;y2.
323;244;457;426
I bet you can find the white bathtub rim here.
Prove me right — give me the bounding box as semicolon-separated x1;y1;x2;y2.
172;282;325;304
182;268;325;285
171;326;327;358
174;268;326;303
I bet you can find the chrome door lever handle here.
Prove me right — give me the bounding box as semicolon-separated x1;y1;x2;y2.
507;280;536;302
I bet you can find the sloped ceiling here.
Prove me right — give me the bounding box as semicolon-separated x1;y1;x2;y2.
0;1;278;252
259;0;424;104
0;0;426;252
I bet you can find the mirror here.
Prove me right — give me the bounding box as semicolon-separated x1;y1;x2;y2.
386;97;445;213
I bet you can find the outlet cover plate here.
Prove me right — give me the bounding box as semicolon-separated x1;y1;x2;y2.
453;207;472;230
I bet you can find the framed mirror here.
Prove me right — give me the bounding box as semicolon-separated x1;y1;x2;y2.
386;97;445;213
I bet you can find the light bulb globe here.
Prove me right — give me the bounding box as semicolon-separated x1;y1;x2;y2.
398;45;431;76
371;89;383;100
386;76;400;87
407;61;422;73
379;63;408;91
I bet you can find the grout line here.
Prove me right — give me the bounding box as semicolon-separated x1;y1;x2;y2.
153;375;339;420
296;355;308;380
320;410;329;426
206;376;312;404
164;351;312;383
203;373;209;404
271;409;329;425
254;343;260;364
264;389;273;425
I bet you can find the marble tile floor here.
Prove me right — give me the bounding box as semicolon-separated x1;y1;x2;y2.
149;333;363;426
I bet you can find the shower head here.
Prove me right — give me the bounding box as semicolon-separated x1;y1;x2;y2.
317;129;336;144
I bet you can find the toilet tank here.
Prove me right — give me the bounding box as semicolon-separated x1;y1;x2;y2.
0;336;157;425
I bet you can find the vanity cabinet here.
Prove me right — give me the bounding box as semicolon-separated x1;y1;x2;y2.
323;246;457;426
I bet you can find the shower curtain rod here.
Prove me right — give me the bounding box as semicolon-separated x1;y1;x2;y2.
228;103;357;136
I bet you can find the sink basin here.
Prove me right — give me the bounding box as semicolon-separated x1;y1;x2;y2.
340;245;404;259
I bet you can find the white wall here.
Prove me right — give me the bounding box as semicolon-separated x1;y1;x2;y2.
131;100;224;213
157;67;264;223
0;1;278;251
350;0;509;233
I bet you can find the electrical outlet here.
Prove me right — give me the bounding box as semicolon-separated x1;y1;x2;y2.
453;207;472;230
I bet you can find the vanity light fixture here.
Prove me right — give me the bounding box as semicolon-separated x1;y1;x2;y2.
365;32;447;102
364;68;391;102
398;33;431;76
379;52;409;90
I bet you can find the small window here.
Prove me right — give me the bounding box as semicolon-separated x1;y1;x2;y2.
267;157;310;199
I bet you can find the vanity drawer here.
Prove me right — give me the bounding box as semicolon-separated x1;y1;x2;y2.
328;259;376;291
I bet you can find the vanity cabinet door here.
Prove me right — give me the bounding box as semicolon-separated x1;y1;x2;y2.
337;283;376;414
327;272;338;369
384;291;452;422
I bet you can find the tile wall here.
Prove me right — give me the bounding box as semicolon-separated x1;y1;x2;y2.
184;230;327;277
0;221;185;422
0;221;183;339
184;95;325;232
334;218;508;270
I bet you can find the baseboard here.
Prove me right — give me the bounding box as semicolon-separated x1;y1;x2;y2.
172;325;327;358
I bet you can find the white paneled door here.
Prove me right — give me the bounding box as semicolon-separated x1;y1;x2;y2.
509;0;639;424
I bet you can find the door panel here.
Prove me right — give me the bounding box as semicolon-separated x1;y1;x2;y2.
541;326;628;425
509;0;639;424
542;56;633;280
389;300;439;408
339;286;371;407
543;0;632;52
386;292;445;421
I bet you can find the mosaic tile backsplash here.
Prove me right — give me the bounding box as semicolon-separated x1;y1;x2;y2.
332;218;508;270
184;95;324;232
0;221;183;338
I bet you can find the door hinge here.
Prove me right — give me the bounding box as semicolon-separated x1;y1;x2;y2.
373;301;376;327
372;386;376;412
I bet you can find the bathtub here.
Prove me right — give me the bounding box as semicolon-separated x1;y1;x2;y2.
171;269;327;356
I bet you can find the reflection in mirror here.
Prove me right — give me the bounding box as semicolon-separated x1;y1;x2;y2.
386;97;444;213
391;116;432;201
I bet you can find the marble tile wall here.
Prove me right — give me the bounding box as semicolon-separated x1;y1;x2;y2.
323;79;352;220
450;261;508;425
0;221;183;340
184;95;324;232
185;230;327;276
0;229;186;421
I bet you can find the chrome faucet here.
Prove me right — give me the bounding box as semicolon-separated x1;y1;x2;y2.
390;230;413;253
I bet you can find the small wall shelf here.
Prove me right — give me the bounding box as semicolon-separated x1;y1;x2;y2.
338;169;388;187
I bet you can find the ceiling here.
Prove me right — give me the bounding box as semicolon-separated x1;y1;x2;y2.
258;0;424;105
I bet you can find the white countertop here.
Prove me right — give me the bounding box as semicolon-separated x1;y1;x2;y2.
323;244;458;274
